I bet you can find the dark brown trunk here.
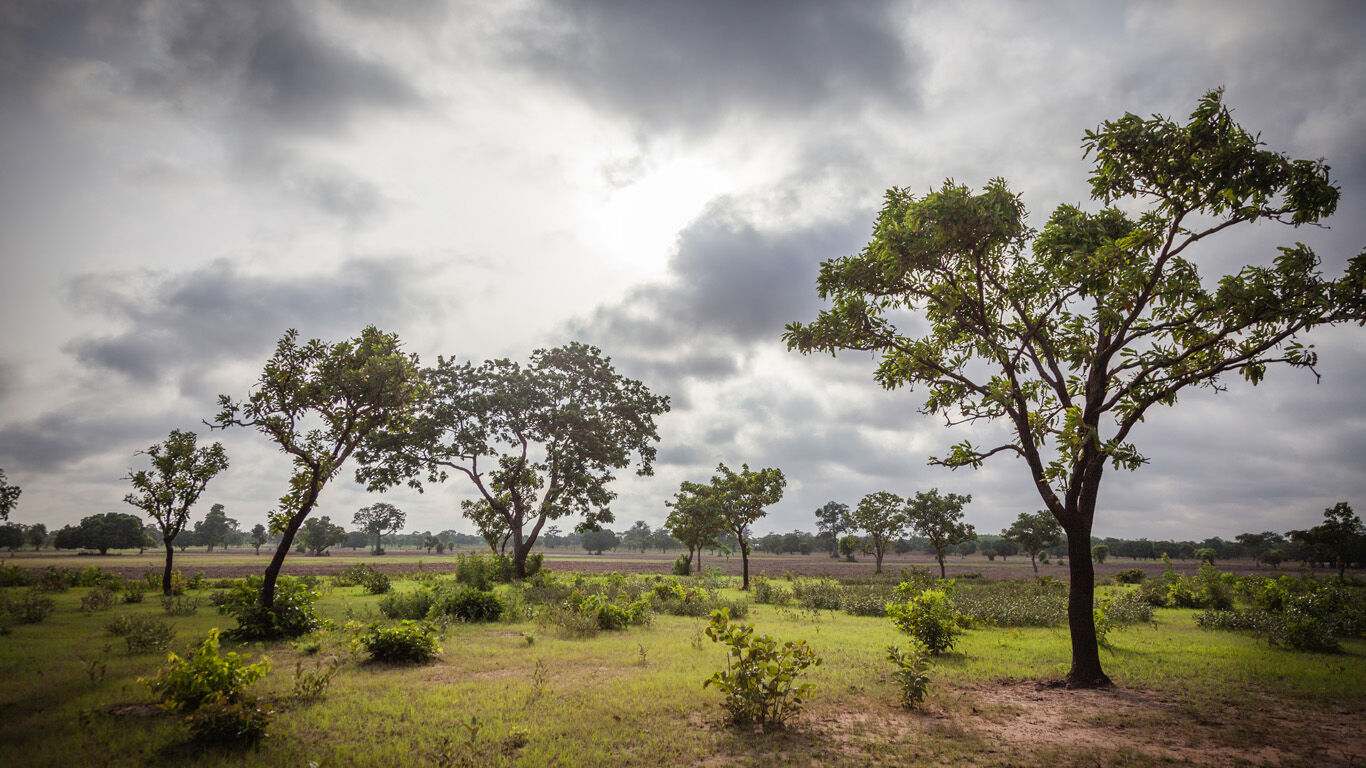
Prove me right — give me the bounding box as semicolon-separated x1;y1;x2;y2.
162;540;175;596
1064;523;1111;688
1031;552;1039;573
261;511;309;610
874;546;884;574
739;535;750;590
937;550;946;579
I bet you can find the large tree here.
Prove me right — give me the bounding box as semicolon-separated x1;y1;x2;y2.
297;515;346;556
1003;511;1063;573
0;468;19;520
848;491;909;574
665;483;722;574
906;490;975;579
786;91;1366;687
686;462;785;590
211;327;423;610
194;503;237;553
814;501;850;558
123;430;229;595
1289;502;1364;582
72;512;145;555
357;342;669;579
353;501;406;554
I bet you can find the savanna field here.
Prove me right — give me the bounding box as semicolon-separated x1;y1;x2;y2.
1;549;1362;768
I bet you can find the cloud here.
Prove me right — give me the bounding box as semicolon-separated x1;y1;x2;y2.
0;409;147;472
506;0;917;135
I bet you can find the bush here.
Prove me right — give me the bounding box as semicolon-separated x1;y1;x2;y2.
702;609;821;728
80;586;119;613
672;555;692;576
885;644;931;709
218;576;322;640
0;562;31;587
378;588;437;620
1114;568;1146;584
161;595;201;616
144;629;271;712
184;696;273;746
5;589;55;624
454;553;514;590
335;564;391;595
887;586;964;655
949;580;1066;627
358;621;441;664
791;578;842;610
752;578;792;606
106;614;176;653
433;585;504;623
122;581;147;603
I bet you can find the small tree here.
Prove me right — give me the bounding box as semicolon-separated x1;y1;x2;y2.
581;528;619;555
357;342;668;579
249;524;268;556
0;468;20;520
955;540;977;559
848;491;909;574
1092;544;1110;564
814;501;850;559
0;524;21;551
666;483;722;574
353;501;406;555
26;523;47;551
194;503;237;553
462;498;511;555
907;490;974;579
123;430;229;595
838;535;863;562
623;520;653;553
210;327;423;610
297;516;346;556
1003;511;1063;573
1289;502;1364;582
690;463;785;590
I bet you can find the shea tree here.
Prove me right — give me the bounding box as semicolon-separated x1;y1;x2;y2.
786;89;1366;687
357;342;669;579
353;501;405;554
665;482;722;574
1003;511;1063;573
907;489;975;579
123;430;229;595
849;491;909;573
684;463;785;590
211;327;423;610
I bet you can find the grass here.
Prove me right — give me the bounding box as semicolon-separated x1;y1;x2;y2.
1;574;1362;767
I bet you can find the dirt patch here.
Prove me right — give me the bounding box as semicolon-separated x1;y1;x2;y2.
106;703;163;718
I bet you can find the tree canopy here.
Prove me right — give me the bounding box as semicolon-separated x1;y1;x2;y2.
906;489;974;579
785;90;1365;687
683;462;785;590
814;500;850;558
848;491;909;573
1289;502;1365;582
353;501;406;554
665;483;723;574
0;468;19;521
1003;511;1063;573
358;341;669;578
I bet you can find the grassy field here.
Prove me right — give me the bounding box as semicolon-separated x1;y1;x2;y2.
1;564;1363;767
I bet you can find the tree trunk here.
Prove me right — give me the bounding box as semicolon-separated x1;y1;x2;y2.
1031;552;1038;573
1064;526;1111;688
937;550;946;579
874;547;884;574
739;536;751;590
695;545;702;574
162;540;175;596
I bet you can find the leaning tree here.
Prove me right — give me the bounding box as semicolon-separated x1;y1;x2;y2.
358;342;669;579
211;327;423;610
123;430;229;595
785;90;1366;687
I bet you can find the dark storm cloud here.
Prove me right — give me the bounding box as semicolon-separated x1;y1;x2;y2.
0;409;147;472
508;0;916;133
63;256;426;389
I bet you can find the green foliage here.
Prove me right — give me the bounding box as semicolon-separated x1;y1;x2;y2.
791;578;843;610
0;467;19;520
433;584;504;623
751;578;792;606
184;696;273;746
1002;511;1063;570
121;580;147;603
5;589;55;623
453;552;514;590
885;644;932;708
907;489;975;577
353;501;406;554
0;562;30;586
144;629;270;712
1114;568;1146;584
841;584;898;617
291;658;342;701
335;564;392;594
378;588;437;620
950;579;1067;627
357;620;441;664
849;491;910;571
702;610;822;728
79;586;119;613
218;575;322;639
888;585;965;654
1198;576;1364;653
672;554;693;576
105;614;175;653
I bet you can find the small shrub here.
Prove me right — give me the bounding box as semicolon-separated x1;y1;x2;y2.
184;696;273;746
454;553;513;590
841;585;897;617
950;580;1066;627
37;566;72;592
752;578;792;606
81;586;119;613
887;587;964;655
1114;568;1145;584
885;644;931;709
106;614;176;653
791;578;842;610
378;588;437;620
672;555;692;577
335;564;391;594
144;629;270;712
433;585;504;623
291;657;342;700
702;609;821;729
358;621;441;664
538;603;601;638
0;562;31;587
9;589;56;623
122;581;147;603
161;595;201;616
218;576;322;640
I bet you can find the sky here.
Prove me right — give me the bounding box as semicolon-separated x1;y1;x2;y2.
1;0;1363;541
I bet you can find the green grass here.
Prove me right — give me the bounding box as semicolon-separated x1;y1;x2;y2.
1;576;1362;767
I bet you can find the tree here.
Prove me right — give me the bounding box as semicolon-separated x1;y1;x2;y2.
814;501;850;559
1004;511;1063;573
785;91;1366;687
123;430;229;595
297;516;346;556
0;468;19;520
353;501;406;555
624;520;653;553
193;503;237;553
848;491;909;573
956;540;977;558
905;490;974;579
250;523;268;555
421;531;438;553
463;498;512;555
1262;548;1285;569
1289;502;1365;582
0;524;21;551
688;463;785;590
76;513;145;555
210;327;423;609
581;527;619;555
1091;543;1109;564
26;523;46;551
666;483;722;574
357;342;668;579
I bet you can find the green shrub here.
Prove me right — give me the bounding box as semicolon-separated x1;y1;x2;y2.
885;644;931;708
184;696;273;746
0;562;31;587
752;578;792;606
37;566;72;592
218;576;322;640
672;555;692;576
538;603;601;638
291;658;342;701
335;564;391;594
105;614;176;653
433;585;504;623
841;585;897;617
702;609;821;728
7;589;56;623
566;591;649;630
358;621;441;664
1114;568;1146;584
791;578;842;610
454;553;514;590
161;595;201;616
949;580;1066;627
378;588;437;620
887;586;964;655
121;581;147;603
1103;588;1155;626
144;629;271;712
80;586;118;613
